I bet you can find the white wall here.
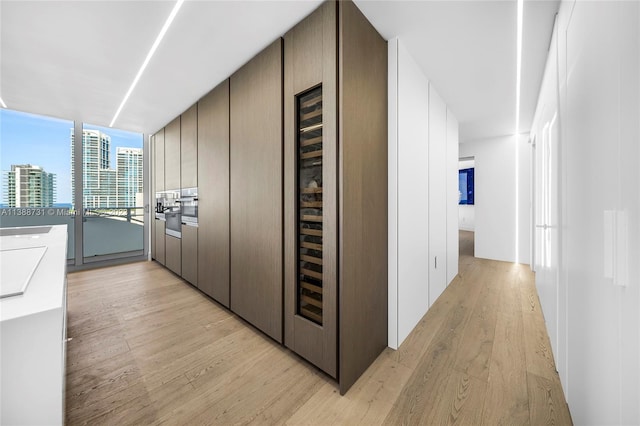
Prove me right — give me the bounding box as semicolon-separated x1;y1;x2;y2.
531;1;640;424
458;158;475;231
458;206;474;231
388;38;460;348
428;86;448;307
388;38;430;348
458;159;474;170
459;135;530;264
446;110;459;285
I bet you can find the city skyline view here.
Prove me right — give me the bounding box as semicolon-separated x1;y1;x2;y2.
0;108;143;205
71;129;143;209
4;164;57;207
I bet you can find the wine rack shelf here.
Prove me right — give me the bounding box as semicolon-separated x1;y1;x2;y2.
297;86;324;325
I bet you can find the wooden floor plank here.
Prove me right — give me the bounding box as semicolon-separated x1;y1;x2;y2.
480;262;531;425
424;367;487;425
527;371;573;426
180;351;322;425
519;269;559;381
453;265;499;381
65;231;571;425
86;374;194;425
383;305;470;425
481;310;530;425
389;269;476;370
285;349;413;425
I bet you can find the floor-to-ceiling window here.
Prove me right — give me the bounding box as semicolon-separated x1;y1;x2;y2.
0;109;75;260
0;109;147;266
80;123;144;259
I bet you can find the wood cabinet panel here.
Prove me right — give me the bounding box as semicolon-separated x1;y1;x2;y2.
154;219;166;265
181;224;197;285
165;234;181;275
147;0;386;396
230;39;283;343
288;2;323;93
154;129;165;192
165;117;181;190
283;0;387;393
181;104;198;189
338;0;388;394
151;134;156;260
284;1;338;379
152;130;164;262
197;80;230;307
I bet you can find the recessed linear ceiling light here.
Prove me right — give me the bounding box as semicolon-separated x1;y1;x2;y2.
109;0;185;128
515;0;523;134
0;96;7;108
515;0;523;263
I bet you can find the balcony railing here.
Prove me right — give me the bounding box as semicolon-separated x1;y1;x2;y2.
83;206;144;224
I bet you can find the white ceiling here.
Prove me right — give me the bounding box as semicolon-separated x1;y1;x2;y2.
0;0;558;142
357;0;558;141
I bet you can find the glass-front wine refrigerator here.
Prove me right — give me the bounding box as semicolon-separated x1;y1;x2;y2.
296;86;324;324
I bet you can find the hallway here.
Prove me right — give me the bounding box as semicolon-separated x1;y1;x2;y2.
459;229;475;271
65;248;571;424
384;232;571;423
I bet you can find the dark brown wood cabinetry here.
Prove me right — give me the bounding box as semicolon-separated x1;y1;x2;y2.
181;224;197;285
284;1;338;378
154;129;165;192
197;80;230;306
338;1;388;392
180;105;198;189
152;129;165;265
164;117;181;274
154;216;166;265
150;0;386;395
151;133;156;261
180;104;198;286
164;117;181;190
165;234;182;275
284;0;387;394
230;39;284;343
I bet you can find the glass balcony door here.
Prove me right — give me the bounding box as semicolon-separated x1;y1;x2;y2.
0;109;148;266
80;123;145;260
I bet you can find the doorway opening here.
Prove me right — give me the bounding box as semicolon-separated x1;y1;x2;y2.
458;156;475;273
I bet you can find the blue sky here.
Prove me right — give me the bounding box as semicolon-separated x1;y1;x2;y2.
1;109;142;204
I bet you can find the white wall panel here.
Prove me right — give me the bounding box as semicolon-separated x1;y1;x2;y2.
446;109;459;284
566;3;625;423
531;1;639;423
388;38;431;347
530;14;566;395
428;85;447;306
389;38;463;348
564;2;639;424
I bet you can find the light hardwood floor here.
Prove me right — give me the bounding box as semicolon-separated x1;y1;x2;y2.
65;231;571;425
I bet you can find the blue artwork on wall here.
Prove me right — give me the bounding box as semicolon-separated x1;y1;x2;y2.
459;168;474;205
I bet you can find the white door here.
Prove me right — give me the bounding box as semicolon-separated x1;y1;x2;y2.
535;114;560;362
532;16;564;380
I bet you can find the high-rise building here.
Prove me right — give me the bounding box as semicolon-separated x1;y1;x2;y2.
3;164;56;207
69;129;142;210
116;147;143;208
71;129;116;208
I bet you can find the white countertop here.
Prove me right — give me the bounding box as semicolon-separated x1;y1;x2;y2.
0;225;68;322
